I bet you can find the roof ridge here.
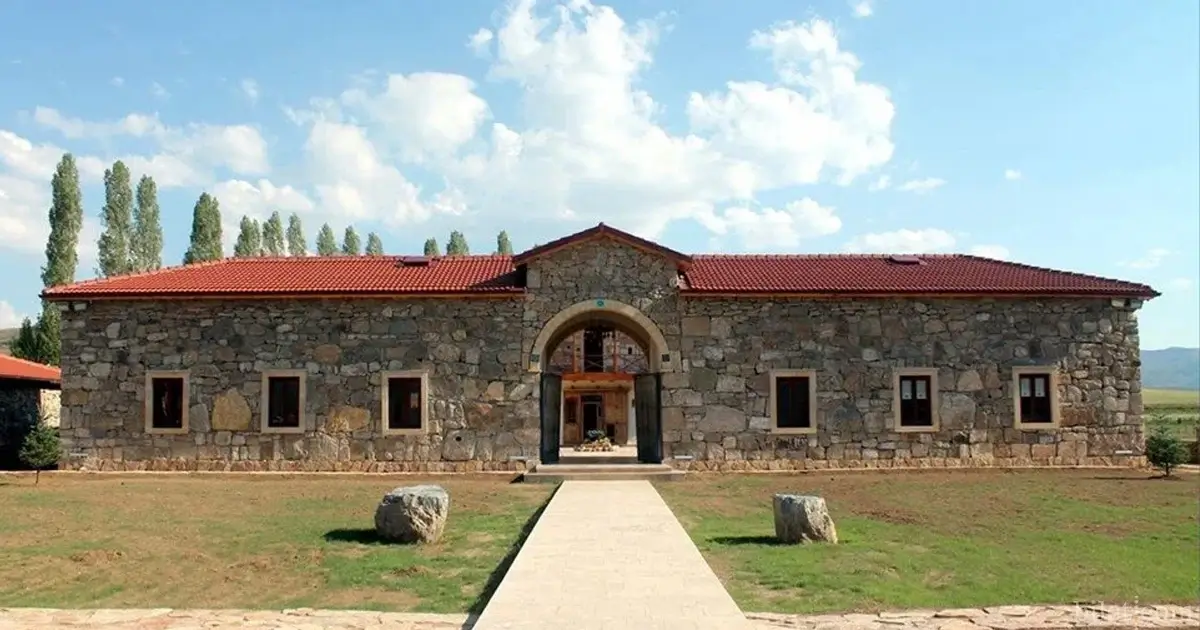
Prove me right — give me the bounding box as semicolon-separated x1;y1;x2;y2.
44;258;229;292
960;254;1158;292
693;253;964;259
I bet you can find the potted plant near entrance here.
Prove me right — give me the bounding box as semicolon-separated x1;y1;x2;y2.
574;429;615;452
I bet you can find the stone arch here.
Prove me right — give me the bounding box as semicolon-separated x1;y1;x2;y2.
529;299;674;373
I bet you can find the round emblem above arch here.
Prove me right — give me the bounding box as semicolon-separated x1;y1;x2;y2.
528;299;675;373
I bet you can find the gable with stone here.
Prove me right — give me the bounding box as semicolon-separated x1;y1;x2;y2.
42;223;1158;472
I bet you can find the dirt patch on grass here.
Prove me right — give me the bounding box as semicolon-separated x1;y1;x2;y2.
68;549;125;565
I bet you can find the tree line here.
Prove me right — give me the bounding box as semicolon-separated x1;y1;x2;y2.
9;152;518;365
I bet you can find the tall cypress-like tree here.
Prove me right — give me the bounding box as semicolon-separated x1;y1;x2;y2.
130;175;162;272
97;160;134;277
423;238;440;256
365;232;384;255
316;223;337;256
446;231;469;255
262;211;285;256
42;154;84;288
286;213;307;256
496;230;513;255
234;216;262;257
341;226;362;255
183;193;223;264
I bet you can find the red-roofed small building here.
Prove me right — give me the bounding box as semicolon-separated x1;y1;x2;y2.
0;354;62;469
42;224;1157;472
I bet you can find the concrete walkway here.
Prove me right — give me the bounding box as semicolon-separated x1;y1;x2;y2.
473;480;751;630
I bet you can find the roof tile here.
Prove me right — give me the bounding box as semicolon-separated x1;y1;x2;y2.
0;354;61;384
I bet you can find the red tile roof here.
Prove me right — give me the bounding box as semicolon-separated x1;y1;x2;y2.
681;254;1158;297
0;354;62;385
42;255;522;299
40;227;1158;300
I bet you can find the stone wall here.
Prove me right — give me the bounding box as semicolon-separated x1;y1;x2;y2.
667;296;1145;470
58;298;542;472
0;380;47;469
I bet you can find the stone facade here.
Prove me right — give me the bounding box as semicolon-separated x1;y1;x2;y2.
0;380;60;469
54;237;1148;471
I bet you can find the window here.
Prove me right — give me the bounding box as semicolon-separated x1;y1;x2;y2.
144;371;189;433
893;368;939;431
260;370;306;433
1013;367;1060;429
769;370;817;434
382;371;428;434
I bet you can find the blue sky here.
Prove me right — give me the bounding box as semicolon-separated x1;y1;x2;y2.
0;0;1196;349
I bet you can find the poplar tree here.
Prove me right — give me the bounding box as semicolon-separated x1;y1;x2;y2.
341;226;362;255
496;230;513;255
286;213;307;256
183;193;223;264
262;211;285;255
97;160;133;277
316;223;337;256
446;231;469;255
234;216;262;257
42;154;83;288
423;238;440;256
130;175;162;271
365;232;384;255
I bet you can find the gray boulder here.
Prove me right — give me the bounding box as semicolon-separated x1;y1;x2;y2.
374;485;450;544
773;494;838;544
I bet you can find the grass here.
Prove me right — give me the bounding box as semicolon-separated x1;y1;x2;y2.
1145;388;1200;442
658;470;1199;614
0;474;552;613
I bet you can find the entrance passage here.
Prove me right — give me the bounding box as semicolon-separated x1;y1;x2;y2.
472;481;751;629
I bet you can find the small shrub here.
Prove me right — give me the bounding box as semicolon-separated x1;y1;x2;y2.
19;423;60;485
1145;422;1188;478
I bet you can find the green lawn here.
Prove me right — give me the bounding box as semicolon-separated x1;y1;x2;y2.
0;474;552;613
658;470;1199;614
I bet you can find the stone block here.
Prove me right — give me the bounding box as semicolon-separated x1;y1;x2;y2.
326;406;370;433
698;405;745;432
374;485;449;544
211;389;252;432
682;316;711;337
773;494;838;544
312;344;342;364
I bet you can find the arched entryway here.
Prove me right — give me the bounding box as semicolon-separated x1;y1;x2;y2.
529;299;670;465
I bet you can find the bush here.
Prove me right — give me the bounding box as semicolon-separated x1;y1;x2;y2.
19;423;60;485
1145;422;1188;477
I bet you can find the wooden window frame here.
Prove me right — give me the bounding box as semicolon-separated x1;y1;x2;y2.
380;370;429;436
1012;367;1061;430
144;370;190;434
260;369;307;434
892;367;940;432
769;369;818;434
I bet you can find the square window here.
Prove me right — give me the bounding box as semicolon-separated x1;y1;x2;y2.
770;370;817;433
894;369;938;431
145;373;188;433
1014;369;1058;428
261;372;305;432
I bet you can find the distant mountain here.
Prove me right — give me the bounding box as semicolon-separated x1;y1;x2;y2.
0;327;15;355
1143;347;1200;390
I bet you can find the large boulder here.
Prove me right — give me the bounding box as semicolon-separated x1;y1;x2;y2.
773;494;838;544
374;485;450;544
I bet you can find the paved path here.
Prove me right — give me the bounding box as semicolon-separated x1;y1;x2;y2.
473;480;752;630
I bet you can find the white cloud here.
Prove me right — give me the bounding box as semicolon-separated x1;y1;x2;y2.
0;300;24;328
896;177;946;194
339;72;490;162
240;78;260;104
709;198;842;248
151;81;170;100
851;1;874;18
468;28;494;56
1004;168;1022;181
968;244;1011;260
844;228;957;253
1167;278;1194;292
110;76;125;87
32;107;270;177
1122;247;1170;269
868;175;891;191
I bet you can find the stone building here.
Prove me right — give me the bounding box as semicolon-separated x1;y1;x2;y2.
43;224;1158;472
0;354;62;469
